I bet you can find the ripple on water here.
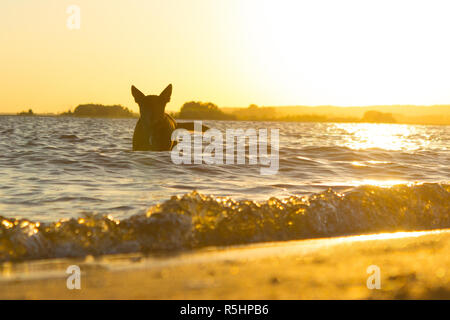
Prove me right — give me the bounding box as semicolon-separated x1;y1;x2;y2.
0;116;448;224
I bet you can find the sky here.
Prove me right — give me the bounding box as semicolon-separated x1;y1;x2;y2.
2;0;450;113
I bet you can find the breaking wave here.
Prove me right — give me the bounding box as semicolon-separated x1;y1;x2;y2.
1;183;449;262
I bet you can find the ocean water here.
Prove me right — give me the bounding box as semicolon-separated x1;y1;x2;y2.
0;116;449;261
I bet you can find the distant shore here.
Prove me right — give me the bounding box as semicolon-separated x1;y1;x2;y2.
5;113;450;126
1;230;449;299
6;103;450;125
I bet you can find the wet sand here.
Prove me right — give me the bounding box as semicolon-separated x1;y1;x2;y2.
1;230;449;299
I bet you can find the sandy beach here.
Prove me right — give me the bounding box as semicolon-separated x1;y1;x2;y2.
1;229;449;300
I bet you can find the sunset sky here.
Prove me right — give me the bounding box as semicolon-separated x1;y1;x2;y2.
2;0;450;113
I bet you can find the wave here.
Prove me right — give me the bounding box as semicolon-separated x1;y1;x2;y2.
1;183;449;262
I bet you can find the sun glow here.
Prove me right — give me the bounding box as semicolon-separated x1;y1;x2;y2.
3;0;450;112
236;0;450;106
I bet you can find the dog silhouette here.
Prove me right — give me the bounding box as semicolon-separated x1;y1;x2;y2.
131;84;208;151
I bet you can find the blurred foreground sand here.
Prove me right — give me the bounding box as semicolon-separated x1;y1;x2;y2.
1;230;449;299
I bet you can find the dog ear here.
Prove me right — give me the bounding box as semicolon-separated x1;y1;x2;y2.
131;85;145;103
160;84;172;103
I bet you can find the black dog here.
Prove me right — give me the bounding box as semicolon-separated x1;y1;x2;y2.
131;84;208;151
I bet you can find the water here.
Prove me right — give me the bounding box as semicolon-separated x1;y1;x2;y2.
0;116;449;261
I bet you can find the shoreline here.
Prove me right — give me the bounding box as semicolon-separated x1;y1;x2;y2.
2;114;449;126
1;229;449;299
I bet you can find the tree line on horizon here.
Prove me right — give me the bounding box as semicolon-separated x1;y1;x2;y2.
18;103;398;124
17;102;449;124
60;104;137;118
172;102;397;123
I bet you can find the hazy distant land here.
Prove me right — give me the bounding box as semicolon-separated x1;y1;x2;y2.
12;102;450;125
222;104;450;125
60;104;137;118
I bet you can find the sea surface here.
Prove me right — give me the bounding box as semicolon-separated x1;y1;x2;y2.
0;116;449;261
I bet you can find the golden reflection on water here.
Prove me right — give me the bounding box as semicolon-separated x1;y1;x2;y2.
331;123;428;188
337;230;444;243
334;123;424;151
348;179;412;188
351;160;391;167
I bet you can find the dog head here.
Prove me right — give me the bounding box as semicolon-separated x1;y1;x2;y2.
131;84;172;126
